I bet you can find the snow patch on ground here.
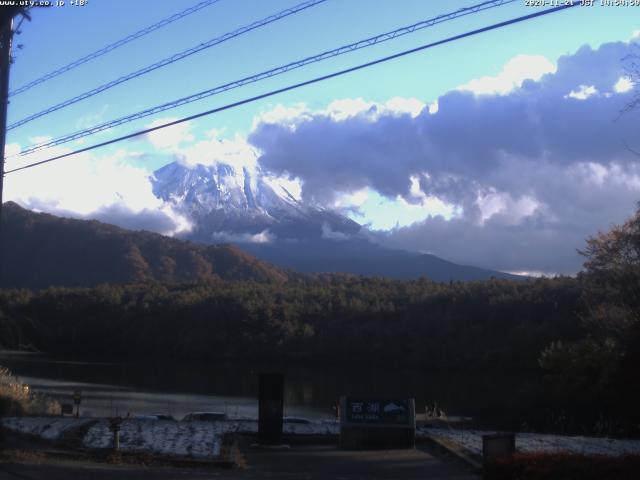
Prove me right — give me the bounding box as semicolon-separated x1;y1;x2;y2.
83;419;221;458
420;427;640;457
1;417;340;460
7;417;639;460
1;417;93;440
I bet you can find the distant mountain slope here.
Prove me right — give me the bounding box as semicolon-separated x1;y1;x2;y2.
242;238;522;281
0;202;289;289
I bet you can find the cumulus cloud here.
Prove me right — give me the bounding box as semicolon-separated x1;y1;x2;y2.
374;159;640;274
145;119;260;173
144;117;194;150
4;145;191;236
457;54;556;95
614;76;633;94
251;103;426;205
175;133;259;172
250;40;640;274
565;84;598;100
326;97;426;120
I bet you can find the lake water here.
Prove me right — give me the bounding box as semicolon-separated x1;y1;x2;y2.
0;350;537;427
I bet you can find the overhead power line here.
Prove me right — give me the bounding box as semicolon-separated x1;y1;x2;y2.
9;0;222;97
5;4;578;176
7;0;328;131
12;0;517;158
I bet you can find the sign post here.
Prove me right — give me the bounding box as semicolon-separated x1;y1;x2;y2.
73;389;82;418
339;396;415;449
109;418;122;452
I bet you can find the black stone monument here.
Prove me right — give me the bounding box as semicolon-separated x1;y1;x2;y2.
258;373;284;444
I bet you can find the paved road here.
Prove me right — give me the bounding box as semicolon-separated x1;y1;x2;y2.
0;445;478;479
0;463;224;480
240;444;478;479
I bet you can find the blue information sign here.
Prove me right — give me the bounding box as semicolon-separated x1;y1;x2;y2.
345;397;411;425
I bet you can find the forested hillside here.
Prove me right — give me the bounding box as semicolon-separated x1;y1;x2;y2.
0;276;582;369
0;202;289;288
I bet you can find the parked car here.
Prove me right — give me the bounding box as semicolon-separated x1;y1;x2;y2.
150;413;175;421
132;413;175;421
182;412;227;421
283;416;312;424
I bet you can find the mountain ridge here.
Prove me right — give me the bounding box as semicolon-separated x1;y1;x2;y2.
0;200;521;289
0;202;290;289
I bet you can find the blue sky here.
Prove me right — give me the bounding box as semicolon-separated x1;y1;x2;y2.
9;0;638;144
7;0;637;146
3;0;640;275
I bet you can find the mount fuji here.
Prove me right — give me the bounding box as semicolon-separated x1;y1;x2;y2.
152;161;520;281
152;161;360;243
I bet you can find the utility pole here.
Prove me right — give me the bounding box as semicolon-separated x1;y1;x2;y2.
0;12;12;285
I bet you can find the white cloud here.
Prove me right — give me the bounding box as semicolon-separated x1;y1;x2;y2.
565;84;598;100
252;103;310;130
571;161;640;190
211;229;274;244
28;135;51;144
145;118;194;150
613;76;633;93
174;133;259;173
327;98;376;121
477;190;539;226
506;270;561;278
325;97;425;121
75;104;109;130
256;97;425;131
205;127;227;138
5;143;20;157
4;144;191;236
334;188;369;209
146;120;260;173
458;54;556;95
384;97;425;117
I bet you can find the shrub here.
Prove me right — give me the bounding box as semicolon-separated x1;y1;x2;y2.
0;365;60;415
484;452;640;480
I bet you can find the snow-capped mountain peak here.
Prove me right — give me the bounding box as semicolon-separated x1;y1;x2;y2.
151;161;360;243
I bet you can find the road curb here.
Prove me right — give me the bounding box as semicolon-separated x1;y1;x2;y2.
422;434;483;471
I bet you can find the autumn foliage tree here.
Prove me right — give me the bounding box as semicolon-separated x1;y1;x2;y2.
580;203;640;337
540;203;640;434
